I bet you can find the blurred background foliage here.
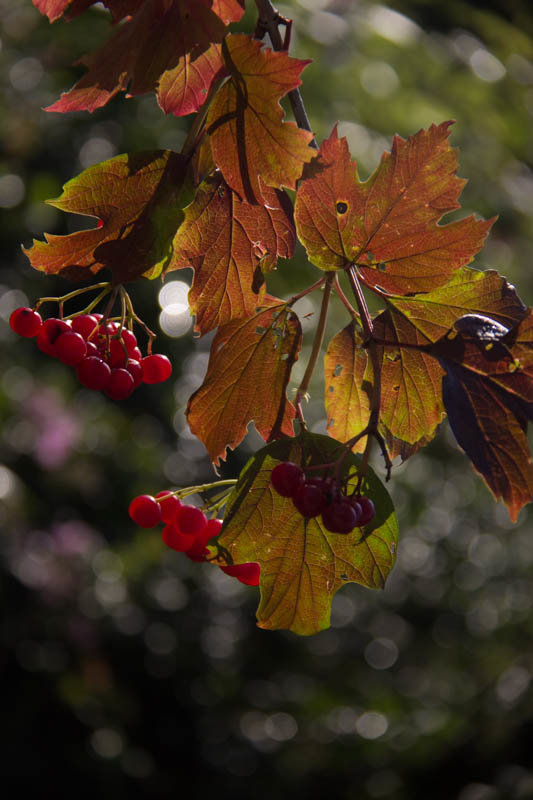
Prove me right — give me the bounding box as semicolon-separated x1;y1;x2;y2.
1;0;533;797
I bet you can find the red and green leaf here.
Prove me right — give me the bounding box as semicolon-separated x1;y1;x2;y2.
169;173;295;335
295;123;494;292
207;34;315;203
187;300;302;465
23;150;190;284
45;0;245;117
324;322;371;451
217;432;398;635
33;1;145;23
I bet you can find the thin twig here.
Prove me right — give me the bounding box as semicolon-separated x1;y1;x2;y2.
286;275;326;306
334;274;359;318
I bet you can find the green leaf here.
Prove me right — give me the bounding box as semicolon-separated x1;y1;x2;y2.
23;150;190;284
218;432;398;636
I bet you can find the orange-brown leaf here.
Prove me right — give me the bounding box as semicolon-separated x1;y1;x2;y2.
187;300;302;464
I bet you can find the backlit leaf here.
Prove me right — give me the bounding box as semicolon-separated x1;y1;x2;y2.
45;0;244;116
295;123;494;292
23;150;190;284
207;34;315;203
217;432;398;635
324;321;371;451
169;173;295;335
187;300;302;465
431;313;533;520
33;1;144;23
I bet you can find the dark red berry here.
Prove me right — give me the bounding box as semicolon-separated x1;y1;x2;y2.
76;356;112;390
128;494;162;528
142;354;172;384
352;496;375;526
176;505;207;536
108;338;128;368
201;517;223;544
71;314;99;339
85;341;99;357
162;522;195;552
130;346;142;361
121;329;138;353
36;318;71;356
55;331;87;366
105;368;135;400
10;307;43;338
125;358;143;387
321;499;359;534
292;482;326;518
271;462;304;497
220;563;260;586
155;491;182;523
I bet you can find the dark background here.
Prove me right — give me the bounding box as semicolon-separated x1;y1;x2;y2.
1;1;533;797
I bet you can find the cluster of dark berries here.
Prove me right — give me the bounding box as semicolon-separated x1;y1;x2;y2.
271;462;375;534
10;307;172;400
128;492;259;586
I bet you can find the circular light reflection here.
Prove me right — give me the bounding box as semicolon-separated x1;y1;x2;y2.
159;304;192;337
158;280;190;309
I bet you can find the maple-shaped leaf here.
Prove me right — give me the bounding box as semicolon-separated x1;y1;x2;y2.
187;299;302;464
23;150;190;284
206;34;315;203
169;173;295;335
387;267;527;343
373;308;445;458
324;321;371;452
431;312;533;521
45;0;245;117
295;123;494;293
217;432;398;635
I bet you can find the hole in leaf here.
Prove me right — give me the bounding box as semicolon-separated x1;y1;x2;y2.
256;326;266;335
336;201;348;214
334;364;343;376
378;262;387;271
328;385;334;392
385;350;400;362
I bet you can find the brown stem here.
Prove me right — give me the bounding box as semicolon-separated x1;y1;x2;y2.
347;265;373;341
287;275;326;306
334;274;359;319
294;272;334;424
254;0;317;148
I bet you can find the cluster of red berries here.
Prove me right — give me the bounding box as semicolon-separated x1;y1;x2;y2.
9;306;172;400
128;492;260;586
271;462;376;534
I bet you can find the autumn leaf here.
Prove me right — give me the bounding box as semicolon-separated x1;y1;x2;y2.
33;1;145;23
295;123;494;293
217;432;398;636
431;312;533;521
23;150;190;284
207;34;315;203
169;173;296;335
45;0;245;117
187;299;302;465
324;322;371;452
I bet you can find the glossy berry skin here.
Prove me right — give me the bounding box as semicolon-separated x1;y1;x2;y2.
271;462;304;498
55;331;87;366
162;522;195;552
142;354;172;384
185;518;222;562
121;329;138;353
125;358;143;387
128;494;162;528
155;491;182;523
321;499;359;534
177;505;207;536
36;318;71;356
220;563;260;586
10;307;42;338
71;314;99;339
352;496;375;526
76;356;112;390
105;368;135;400
292;482;326;518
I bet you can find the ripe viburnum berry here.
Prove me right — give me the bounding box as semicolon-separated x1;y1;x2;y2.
352;496;375;526
155;491;182;523
125;358;143;387
162;522;195;552
71;314;99;339
9;307;42;338
128;494;162;528
321;499;359;534
271;462;304;497
141;354;172;384
105;368;135;400
220;563;260;586
177;505;207;536
55;331;87;366
36;318;71;356
292;481;326;518
76;356;112;390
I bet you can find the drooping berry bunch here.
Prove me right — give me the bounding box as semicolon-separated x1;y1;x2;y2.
128;492;260;586
10;306;172;400
271;462;376;534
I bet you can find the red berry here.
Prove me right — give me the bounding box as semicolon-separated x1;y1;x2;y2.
128;494;162;528
176;505;207;536
142;354;172;384
220;563;260;586
321;499;359;534
125;358;143;387
105;368;135;400
108;338;128;368
71;314;99;339
76;356;112;390
155;491;182;523
55;331;87;365
352;496;375;526
10;307;42;338
292;482;326;518
97;218;104;229
85;341;99;357
271;462;304;497
162;522;195;552
200;517;223;544
36;318;71;356
130;346;142;361
121;329;138;353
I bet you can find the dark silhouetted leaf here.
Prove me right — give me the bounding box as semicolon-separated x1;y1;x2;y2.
217;432;398;635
